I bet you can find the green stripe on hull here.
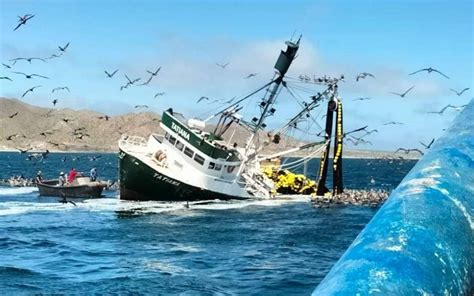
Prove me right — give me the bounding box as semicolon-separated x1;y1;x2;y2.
161;111;239;161
119;150;246;201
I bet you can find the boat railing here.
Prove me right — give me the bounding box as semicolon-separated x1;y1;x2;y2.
119;135;148;149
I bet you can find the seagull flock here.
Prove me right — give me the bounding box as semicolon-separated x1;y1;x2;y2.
295;65;469;157
1;12;471;162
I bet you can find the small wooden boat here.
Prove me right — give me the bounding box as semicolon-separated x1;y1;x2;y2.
37;177;107;198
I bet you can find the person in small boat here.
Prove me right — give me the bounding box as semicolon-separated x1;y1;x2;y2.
35;171;43;184
68;168;77;183
90;166;97;182
58;172;66;186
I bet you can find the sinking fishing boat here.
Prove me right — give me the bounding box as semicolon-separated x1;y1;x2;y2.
37;177;106;198
118;37;345;201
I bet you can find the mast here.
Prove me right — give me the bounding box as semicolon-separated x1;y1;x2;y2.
246;37;301;150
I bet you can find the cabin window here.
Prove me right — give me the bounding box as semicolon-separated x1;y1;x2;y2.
165;132;170;140
169;135;176;145
175;140;184;151
208;162;215;169
214;164;222;171
194;154;205;165
184;147;194;158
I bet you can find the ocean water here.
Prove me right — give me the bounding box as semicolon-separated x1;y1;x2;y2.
0;152;416;295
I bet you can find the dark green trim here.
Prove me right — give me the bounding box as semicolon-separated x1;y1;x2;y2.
161;111;239;161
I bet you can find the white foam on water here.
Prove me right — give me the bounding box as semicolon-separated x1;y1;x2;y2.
0;193;311;216
0;201;75;216
0;186;38;196
143;260;190;275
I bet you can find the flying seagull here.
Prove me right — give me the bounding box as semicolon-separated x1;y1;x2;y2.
154;92;165;98
2;63;12;69
419;138;435;149
147;67;161;76
197;96;209;103
12;71;49;79
39;131;53;137
52;99;58;106
58;42;70;52
22;85;42;97
47;53;63;60
244;73;258;79
9;112;19;118
52;86;70;93
17;147;31;154
449;87;469;96
390;86;415;98
104;69;118;78
0;76;12;81
10;57;47;64
216;62;229;69
355;72;375;81
395;148;424;156
363;129;378;136
427;104;467;115
383;121;404;125
352;97;371;101
98;115;110;121
134;105;149;108
13;14;34;31
409;67;449;79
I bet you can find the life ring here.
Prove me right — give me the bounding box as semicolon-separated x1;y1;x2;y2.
227;165;235;174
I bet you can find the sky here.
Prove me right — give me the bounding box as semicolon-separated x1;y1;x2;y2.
0;0;473;151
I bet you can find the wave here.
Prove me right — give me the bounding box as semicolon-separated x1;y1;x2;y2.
0;195;310;217
0;186;38;196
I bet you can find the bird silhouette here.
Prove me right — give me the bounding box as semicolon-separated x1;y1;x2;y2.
409;67;449;79
22;85;42;98
134;105;148;108
39;131;53;137
352;97;371;101
2;63;12;69
47;53;63;60
59;197;77;206
104;69;118;78
427;104;467;114
9;112;19;118
62;118;71;123
17;147;31;154
6;134;19;141
395;148;424;156
419;138;435;149
449;87;469;96
355;72;375;81
13;14;34;31
89;155;102;161
216;62;229;69
244;73;258;79
13;72;49;79
10;57;46;64
58;42;70;52
154;92;166;98
98;115;110;121
383;121;404;125
147;67;161;76
390;86;415;98
197;96;209;103
52;86;70;93
52;99;58;106
0;76;12;81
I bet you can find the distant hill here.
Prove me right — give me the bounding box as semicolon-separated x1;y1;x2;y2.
0;97;418;159
0;97;162;152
